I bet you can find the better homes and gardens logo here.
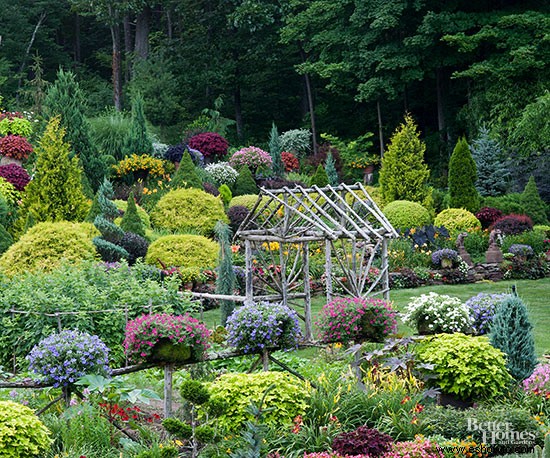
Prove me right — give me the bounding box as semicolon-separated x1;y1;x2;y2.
468;418;537;453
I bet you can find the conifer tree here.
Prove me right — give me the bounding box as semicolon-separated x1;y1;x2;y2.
490;293;537;382
379;114;430;206
0;196;13;254
93;178;129;262
233;166;258;196
325;152;339;186
120;191;146;237
269;122;284;178
85;193;102;223
215;221;236;326
18;117;89;225
522;176;548;225
123;93;153;156
310;164;329;187
448;137;480;213
45;68;105;193
171;151;202;189
471;127;509;197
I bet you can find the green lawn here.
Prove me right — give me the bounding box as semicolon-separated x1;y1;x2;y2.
199;277;550;356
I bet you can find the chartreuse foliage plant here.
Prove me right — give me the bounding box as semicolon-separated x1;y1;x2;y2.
382;200;431;231
522;176;548;225
0;401;52;457
145;234;218;281
434;208;481;235
113;198;151;229
171;150;202;190
0;221;98;276
448;137;480;213
17;116;89;225
229;194;263;210
379;114;430;207
490;294;538;382
0;177;19;206
120;191;146;237
208;371;310;432
151;188;227;235
310;164;329;187
416;333;511;401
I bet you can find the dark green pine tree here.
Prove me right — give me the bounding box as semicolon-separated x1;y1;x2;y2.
0;196;13;254
448;137;480;213
120;191;145;237
214;221;237;326
269;122;284;178
171;150;202;189
85;193;102;223
490;293;538;382
44;68;105;193
325;152;339;186
93;178;129;262
310;164;329;187
123;93;153;156
470;127;509;197
522;176;548;225
233;166;258;196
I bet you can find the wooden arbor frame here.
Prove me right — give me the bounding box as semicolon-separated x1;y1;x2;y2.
235;183;399;341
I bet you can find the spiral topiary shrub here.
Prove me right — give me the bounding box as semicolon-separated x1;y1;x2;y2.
187;132;229;159
0;163;31;191
145;234;218;281
382;200;431;231
151;188;227;235
120;232;149;264
434;208;481;235
0;221;98;276
0;401;52;457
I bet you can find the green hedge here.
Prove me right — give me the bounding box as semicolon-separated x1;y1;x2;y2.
382;200;431;231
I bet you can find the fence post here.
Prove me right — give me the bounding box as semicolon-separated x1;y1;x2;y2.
164;364;173;418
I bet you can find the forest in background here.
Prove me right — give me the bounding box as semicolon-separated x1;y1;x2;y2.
0;0;548;190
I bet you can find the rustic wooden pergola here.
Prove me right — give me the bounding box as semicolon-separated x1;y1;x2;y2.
235;183;399;341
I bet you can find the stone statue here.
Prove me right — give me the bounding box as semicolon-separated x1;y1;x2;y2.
486;229;504;263
456;232;473;267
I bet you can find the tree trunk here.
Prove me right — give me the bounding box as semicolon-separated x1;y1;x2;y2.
123;13;133;81
16;11;46;102
436;68;447;147
74;13;81;63
134;6;150;60
165;6;173;40
299;46;318;155
377;99;385;157
234;84;244;143
110;23;123;111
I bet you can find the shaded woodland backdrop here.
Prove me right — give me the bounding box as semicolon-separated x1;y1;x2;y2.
0;0;548;191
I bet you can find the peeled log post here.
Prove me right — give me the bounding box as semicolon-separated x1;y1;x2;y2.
164;364;173;418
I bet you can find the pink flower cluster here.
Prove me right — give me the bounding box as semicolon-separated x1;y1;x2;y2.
230;146;273;172
384;437;444;458
123;313;211;363
522;363;550;398
316;297;397;344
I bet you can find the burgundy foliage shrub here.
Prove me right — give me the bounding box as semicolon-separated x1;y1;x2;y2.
0;135;33;160
475;207;503;230
281;151;300;172
227;205;249;234
187;132;229;159
490;214;534;235
260;178;305;189
202;182;220;197
332;426;393;457
0;163;31;191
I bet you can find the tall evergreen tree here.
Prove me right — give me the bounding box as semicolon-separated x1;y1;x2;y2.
522;176;548;225
269;122;284;178
490;293;537;382
471;127;509;197
18;117;89;225
379;114;430;206
325;152;339;186
233;166;258;196
120;191;146;237
44;68;105;193
171;151;202;190
124;93;153;156
448;137;480;213
215;221;236;326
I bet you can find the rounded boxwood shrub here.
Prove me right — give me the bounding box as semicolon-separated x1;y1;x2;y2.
0;400;52;457
145;234;218;280
151;188;227;235
208;371;310;432
382;200;431;231
229;194;261;210
434;208;481;235
416;333;511;401
0;221;99;276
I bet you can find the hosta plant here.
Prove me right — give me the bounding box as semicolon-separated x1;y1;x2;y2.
226;302;302;353
402;292;472;335
27;330;111;387
124;313;211;363
316;297;397;344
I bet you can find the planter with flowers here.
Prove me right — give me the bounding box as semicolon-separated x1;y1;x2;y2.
226;301;302;353
316;296;397;344
27;330;111;388
124;313;211;364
